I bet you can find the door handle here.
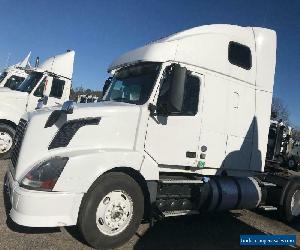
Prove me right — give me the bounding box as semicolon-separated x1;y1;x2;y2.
186;151;196;158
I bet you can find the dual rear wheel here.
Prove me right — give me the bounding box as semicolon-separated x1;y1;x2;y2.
281;180;300;223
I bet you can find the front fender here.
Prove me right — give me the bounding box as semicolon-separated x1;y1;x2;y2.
53;149;144;193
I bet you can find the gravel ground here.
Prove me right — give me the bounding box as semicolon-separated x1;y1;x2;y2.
1;159;300;250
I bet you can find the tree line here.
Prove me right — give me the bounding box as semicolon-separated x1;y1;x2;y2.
69;87;103;101
271;97;300;140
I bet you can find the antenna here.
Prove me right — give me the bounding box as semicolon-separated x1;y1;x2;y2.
35;57;40;67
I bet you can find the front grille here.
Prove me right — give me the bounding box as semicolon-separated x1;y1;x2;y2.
11;119;28;168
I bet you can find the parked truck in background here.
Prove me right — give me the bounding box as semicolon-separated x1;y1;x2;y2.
0;50;75;159
0;52;31;89
5;25;300;249
286;140;300;169
266;120;300;170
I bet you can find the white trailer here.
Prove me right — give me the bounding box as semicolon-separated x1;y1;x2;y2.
0;50;75;159
0;52;31;89
4;25;300;249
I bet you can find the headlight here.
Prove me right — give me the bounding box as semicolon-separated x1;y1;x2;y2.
21;157;69;191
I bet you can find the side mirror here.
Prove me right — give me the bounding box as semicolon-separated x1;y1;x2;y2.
44;100;75;128
103;77;112;97
36;96;48;109
168;64;186;113
62;100;75;114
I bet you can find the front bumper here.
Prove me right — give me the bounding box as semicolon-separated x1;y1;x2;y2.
5;171;84;227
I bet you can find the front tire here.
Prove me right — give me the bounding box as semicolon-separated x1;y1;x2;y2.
78;172;144;249
0;124;15;160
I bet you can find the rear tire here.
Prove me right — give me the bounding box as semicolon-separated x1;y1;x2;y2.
281;181;300;223
78;172;144;249
0;124;15;160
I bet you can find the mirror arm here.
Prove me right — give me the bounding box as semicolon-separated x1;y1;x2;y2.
148;103;157;116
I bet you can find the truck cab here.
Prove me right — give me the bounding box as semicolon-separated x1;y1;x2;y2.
0;50;75;159
0;52;31;90
287;141;300;169
7;25;298;250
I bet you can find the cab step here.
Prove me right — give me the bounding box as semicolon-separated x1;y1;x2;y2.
258;205;277;211
163;210;199;217
159;179;204;184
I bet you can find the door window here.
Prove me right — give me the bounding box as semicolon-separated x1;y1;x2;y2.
34;77;47;97
50;78;65;98
157;70;200;116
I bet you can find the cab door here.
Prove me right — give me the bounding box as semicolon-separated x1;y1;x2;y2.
46;76;68;107
144;65;203;168
26;76;51;111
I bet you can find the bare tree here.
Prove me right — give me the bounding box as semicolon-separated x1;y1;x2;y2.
271;97;290;124
292;126;300;141
69;86;102;101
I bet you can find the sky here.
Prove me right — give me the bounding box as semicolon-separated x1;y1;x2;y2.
0;0;299;125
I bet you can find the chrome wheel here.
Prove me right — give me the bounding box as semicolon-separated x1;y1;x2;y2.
291;190;300;216
96;190;133;236
0;131;13;154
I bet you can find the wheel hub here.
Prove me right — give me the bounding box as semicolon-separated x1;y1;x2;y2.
0;132;13;154
96;190;133;236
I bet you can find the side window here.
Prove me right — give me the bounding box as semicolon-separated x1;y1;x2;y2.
34;77;47;97
228;41;252;70
50;78;65;98
182;74;200;115
4;75;25;90
157;69;200;116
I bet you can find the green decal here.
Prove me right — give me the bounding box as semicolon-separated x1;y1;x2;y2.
198;161;205;168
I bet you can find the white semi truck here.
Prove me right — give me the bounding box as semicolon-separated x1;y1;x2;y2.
0;52;31;89
0;50;75;159
5;25;300;249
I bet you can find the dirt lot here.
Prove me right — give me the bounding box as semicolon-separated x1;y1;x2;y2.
1;159;300;250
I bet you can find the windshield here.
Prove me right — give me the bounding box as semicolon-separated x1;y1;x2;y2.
0;72;7;83
103;62;161;105
4;75;25;90
16;72;43;93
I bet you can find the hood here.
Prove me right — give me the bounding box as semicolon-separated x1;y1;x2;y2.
0;88;28;99
38;50;75;79
0;88;28;124
15;101;142;180
33;101;141;124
